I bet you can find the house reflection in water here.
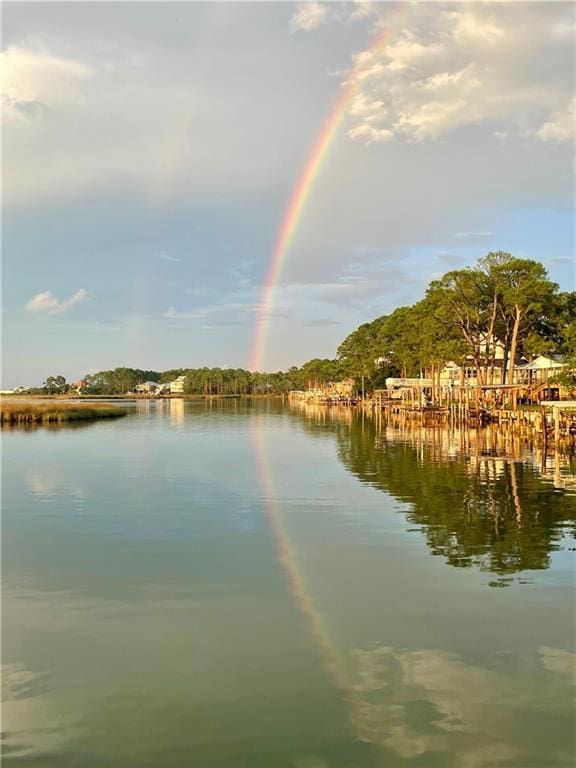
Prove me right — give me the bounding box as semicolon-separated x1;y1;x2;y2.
169;398;185;427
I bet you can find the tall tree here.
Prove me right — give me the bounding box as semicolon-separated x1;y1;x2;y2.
487;256;558;383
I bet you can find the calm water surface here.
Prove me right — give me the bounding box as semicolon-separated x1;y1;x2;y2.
3;399;575;767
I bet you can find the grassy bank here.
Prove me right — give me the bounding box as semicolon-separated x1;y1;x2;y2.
1;400;129;425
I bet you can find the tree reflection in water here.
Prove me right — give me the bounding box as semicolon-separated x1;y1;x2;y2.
290;401;576;584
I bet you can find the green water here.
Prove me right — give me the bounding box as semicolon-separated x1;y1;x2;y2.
3;399;575;767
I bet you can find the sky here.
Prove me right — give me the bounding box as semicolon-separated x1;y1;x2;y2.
2;1;575;387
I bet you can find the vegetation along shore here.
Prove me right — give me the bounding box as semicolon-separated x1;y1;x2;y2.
0;401;128;425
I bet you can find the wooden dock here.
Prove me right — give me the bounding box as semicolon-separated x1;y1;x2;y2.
365;396;576;446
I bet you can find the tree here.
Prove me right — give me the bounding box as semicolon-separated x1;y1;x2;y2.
160;369;189;384
426;269;492;383
338;317;394;391
485;255;559;383
44;375;68;394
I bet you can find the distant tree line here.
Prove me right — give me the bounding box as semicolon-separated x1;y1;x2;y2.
36;253;575;397
76;360;347;396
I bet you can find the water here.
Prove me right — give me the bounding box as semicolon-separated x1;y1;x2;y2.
3;399;575;767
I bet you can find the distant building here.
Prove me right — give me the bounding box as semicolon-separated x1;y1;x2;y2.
0;386;29;395
135;381;161;394
169;375;187;395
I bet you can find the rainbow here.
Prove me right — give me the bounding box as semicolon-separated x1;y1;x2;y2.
250;27;393;372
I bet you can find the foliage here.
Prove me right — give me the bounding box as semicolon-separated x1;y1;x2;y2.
551;354;576;397
43;375;69;394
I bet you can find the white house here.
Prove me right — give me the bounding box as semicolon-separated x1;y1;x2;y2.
135;381;161;394
514;355;564;385
439;359;508;387
169;375;187;395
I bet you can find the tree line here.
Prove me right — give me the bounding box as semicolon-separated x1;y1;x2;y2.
37;253;575;397
75;360;347;396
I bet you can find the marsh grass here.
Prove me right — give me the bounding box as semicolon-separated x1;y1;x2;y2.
1;400;128;425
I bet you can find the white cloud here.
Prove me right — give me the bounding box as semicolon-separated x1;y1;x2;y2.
343;4;575;144
448;10;507;46
25;289;88;315
347;122;393;144
536;98;575;142
290;2;330;33
2;47;91;123
347;92;393;143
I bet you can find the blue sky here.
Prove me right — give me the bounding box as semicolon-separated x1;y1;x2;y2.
3;2;575;386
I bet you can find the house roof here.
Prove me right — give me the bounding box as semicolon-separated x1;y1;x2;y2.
522;355;564;371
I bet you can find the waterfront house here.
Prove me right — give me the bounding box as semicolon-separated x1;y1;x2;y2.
169;375;187;395
438;334;511;388
513;355;565;401
135;381;161;394
439;359;508;388
436;355;565;405
513;355;564;385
